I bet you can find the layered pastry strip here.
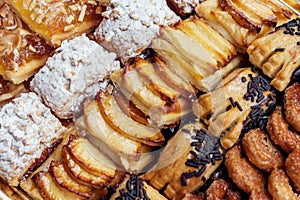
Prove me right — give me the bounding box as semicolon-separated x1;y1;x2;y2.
247;18;300;91
110;57;195;127
30;35;120;119
0;3;53;84
5;0;107;47
0;92;65;186
152;17;242;92
76;100;154;172
193;68;276;149
143;122;224;200
94;0;180;62
196;0;295;52
20;129;124;200
167;0;204;17
0;76;26;106
110;174;167;200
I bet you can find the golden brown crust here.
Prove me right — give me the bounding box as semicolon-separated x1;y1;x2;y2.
268;169;300;200
225;145;266;193
242;128;284;172
249;189;272;200
285;149;300;192
284;83;300;132
266;106;300;153
205;179;241;200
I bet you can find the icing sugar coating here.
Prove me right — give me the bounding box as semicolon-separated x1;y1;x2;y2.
94;0;180;62
0;92;65;185
30;35;120;119
170;0;201;15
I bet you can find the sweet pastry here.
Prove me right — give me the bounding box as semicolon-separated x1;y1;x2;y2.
0;76;26;106
5;0;107;47
205;179;242;200
284;83;300;131
0;92;65;186
30;34;120;119
196;0;294;52
268;169;300;200
266;106;300;153
152;16;241;92
249;189;272;200
144;122;224;200
285;149;300;193
242;128;284;172
0;3;53;84
167;0;204;16
110;174;167;200
225;144;266;194
193;68;276;149
94;0;180;62
247;18;300;91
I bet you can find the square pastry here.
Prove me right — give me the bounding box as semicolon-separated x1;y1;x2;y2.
0;92;65;186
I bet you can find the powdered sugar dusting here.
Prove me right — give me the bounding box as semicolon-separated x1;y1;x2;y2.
170;0;201;15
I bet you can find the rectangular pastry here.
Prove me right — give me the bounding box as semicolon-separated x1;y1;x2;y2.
30;34;120;119
0;3;53;84
5;0;107;47
0;92;65;186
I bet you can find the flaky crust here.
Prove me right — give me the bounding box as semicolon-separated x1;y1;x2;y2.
266;106;300;153
284;83;300;132
225;145;266;193
285;149;300;192
242;128;284;172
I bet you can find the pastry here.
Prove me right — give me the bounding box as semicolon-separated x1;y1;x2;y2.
205;179;242;200
247;18;300;91
5;0;107;47
193;68;276;149
0;3;53;84
196;0;294;52
94;0;180;62
152;16;241;92
167;0;204;16
284;82;300;131
285;149;300;193
0;92;65;186
30;34;120;119
144;122;224;200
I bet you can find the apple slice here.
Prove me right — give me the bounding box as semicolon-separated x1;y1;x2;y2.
62;146;109;188
97;90;165;146
66;135;116;180
33;171;85;200
134;57;179;102
50;161;93;198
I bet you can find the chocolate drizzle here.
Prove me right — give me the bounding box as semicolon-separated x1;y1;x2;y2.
116;174;150;200
180;128;223;186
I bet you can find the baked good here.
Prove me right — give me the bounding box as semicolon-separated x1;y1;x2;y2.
196;0;294;52
94;0;180;62
144;122;223;200
0;92;65;186
30;34;120;119
152;16;241;92
247;18;300;91
167;0;204;16
5;0;107;47
0;3;53;84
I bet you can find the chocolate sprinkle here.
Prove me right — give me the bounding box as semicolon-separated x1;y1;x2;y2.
274;48;285;52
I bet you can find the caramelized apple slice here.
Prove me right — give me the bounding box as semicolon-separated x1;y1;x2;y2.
67;135;116;179
33;171;85;200
97;90;164;146
134;57;179;102
50;161;93;198
84;100;141;159
62;146;109;188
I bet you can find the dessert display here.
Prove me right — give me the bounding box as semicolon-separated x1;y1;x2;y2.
0;0;299;199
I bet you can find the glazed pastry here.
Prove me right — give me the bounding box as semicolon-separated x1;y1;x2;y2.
248;18;300;91
5;0;107;47
0;3;53;84
193;68;276;149
196;0;294;52
266;106;300;153
285;149;300;192
152;16;241;92
284;83;300;131
205;179;242;200
111;174;167;200
225;144;266;194
144;122;224;200
94;0;179;63
242;128;284;172
0;92;65;186
30;35;120;119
